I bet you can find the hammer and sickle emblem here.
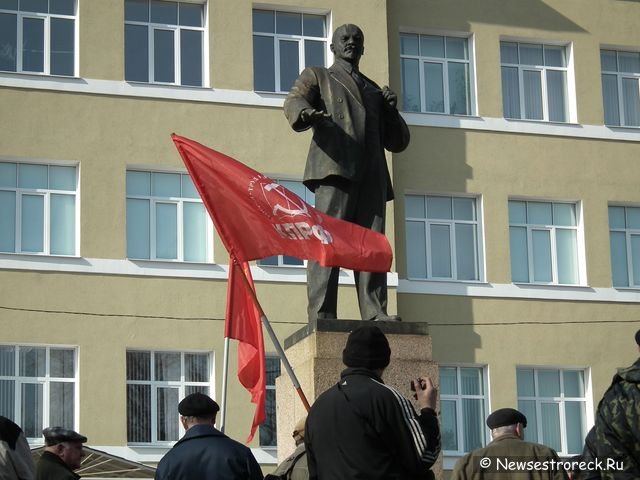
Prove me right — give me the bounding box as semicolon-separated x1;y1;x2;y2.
264;183;310;218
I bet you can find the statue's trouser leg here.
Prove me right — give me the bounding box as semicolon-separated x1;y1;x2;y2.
306;172;387;322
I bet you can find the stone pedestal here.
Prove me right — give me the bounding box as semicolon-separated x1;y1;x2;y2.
275;319;441;477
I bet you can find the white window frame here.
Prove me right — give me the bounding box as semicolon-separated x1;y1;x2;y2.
0;1;78;77
252;7;330;93
500;39;576;123
440;365;490;457
600;47;640;127
608;204;640;288
126;169;214;263
508;199;585;286
399;31;476;115
256;178;314;268
0;161;79;257
404;193;484;282
126;350;212;445
124;0;208;87
0;344;78;444
516;367;592;457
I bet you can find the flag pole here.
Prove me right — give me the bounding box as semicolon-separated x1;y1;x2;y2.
219;336;231;433
234;260;311;412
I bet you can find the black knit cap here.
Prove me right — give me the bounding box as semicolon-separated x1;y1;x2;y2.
635;329;640;346
178;392;220;417
486;408;527;429
342;326;391;369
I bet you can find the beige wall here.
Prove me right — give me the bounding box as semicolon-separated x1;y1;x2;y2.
1;0;640;471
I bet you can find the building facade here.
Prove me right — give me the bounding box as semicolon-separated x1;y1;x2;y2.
0;0;639;476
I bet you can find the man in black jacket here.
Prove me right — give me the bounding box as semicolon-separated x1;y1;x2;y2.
305;326;440;479
154;392;263;480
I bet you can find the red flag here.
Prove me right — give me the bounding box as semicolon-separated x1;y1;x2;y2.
171;134;392;271
225;260;265;443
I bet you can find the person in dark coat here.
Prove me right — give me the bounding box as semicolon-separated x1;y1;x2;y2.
0;416;35;480
592;329;640;479
284;24;411;323
450;408;568;480
154;392;263;480
36;427;87;480
305;326;440;479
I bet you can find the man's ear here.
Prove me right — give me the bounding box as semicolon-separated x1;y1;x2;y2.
329;43;335;55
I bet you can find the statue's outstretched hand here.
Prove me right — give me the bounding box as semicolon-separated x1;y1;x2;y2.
382;86;398;109
301;108;332;125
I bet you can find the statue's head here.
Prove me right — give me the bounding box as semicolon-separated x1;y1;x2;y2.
330;24;364;66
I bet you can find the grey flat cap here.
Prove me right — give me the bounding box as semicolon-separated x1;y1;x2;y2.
43;427;87;446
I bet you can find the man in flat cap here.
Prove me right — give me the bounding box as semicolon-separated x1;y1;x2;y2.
154;392;263;480
305;326;440;479
36;427;87;480
591;328;640;479
450;408;568;480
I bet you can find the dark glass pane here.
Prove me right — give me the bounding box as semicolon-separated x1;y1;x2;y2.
257;256;278;266
0;380;15;419
276;11;301;35
185;353;208;382
0;0;18;10
150;0;177;25
50;17;74;75
22;16;44;72
50;0;74;15
180;29;201;86
49;382;74;429
259;389;277;446
50;349;74;378
252;9;273;33
125;0;148;22
179;2;202;27
282;255;303;266
279;39;298;92
302;14;324;37
253;35;274;91
20;0;46;13
126;351;151;380
154;352;180;381
154;28;174;82
304;39;324;68
20;383;43;438
266;358;281;385
125;24;148;81
0;346;15;376
19;347;45;377
156;387;179;441
0;14;17;72
127;384;151;442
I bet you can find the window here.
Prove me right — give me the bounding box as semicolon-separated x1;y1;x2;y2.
126;170;211;262
253;9;327;93
517;367;588;456
0;162;77;256
0;345;76;441
126;350;210;444
500;41;569;122
257;179;314;267
259;356;281;448
0;0;76;76
601;49;640;127
440;366;488;455
125;0;205;86
405;195;481;281
509;200;580;285
400;33;472;115
609;205;640;287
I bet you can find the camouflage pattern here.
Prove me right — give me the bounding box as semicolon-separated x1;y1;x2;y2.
594;359;640;479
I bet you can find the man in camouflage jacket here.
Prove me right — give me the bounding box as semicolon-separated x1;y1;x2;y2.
593;329;640;479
